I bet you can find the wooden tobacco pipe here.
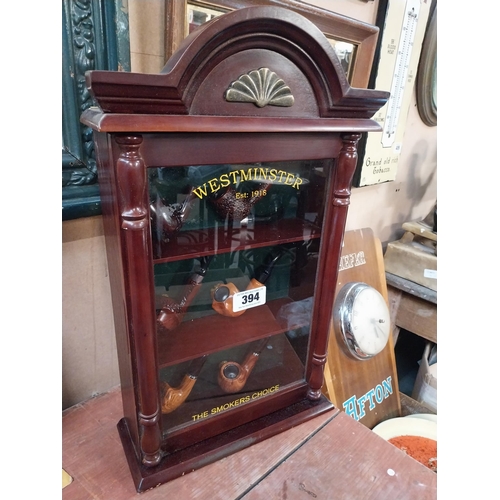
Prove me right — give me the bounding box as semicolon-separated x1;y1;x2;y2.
218;338;269;393
211;251;283;317
157;256;213;331
161;355;208;413
208;182;272;221
150;187;197;241
211;279;263;318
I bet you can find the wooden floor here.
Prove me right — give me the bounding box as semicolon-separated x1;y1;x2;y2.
62;387;437;499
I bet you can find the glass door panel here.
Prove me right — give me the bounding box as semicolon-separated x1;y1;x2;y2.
148;159;331;435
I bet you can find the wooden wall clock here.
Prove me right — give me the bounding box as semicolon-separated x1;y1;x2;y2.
81;6;388;492
323;228;401;429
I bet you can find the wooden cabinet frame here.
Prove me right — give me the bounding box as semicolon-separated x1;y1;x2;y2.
82;5;388;492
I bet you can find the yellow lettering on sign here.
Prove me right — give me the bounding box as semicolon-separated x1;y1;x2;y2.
192;168;304;199
191;384;281;421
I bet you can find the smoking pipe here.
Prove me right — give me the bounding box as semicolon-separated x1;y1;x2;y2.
208;182;272;221
161;355;208;413
211;279;262;318
218;338;269;393
211;251;283;317
157;256;213;331
150;187;197;240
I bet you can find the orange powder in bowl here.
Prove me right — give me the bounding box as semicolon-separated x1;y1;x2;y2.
388;435;437;472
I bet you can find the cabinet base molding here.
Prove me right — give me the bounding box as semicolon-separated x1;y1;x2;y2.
118;395;336;493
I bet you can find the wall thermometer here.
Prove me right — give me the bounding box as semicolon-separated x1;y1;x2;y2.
354;0;431;186
382;0;420;148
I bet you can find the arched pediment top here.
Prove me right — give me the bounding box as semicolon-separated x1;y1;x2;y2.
85;6;388;119
162;6;350;103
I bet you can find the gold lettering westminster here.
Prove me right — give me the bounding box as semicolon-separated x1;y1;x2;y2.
192;168;303;199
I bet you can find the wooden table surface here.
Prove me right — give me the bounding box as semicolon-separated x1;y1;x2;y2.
62;387;437;499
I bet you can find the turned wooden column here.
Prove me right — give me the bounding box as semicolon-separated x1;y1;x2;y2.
115;135;162;466
306;133;361;400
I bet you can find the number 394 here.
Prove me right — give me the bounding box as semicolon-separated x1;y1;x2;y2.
233;286;266;312
241;291;260;304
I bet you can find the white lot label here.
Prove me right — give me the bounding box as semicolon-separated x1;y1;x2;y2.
424;269;437;279
233;286;266;312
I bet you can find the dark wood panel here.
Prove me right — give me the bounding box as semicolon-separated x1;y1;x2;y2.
138;132;343;168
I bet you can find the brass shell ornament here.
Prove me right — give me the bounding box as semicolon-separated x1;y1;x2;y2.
225;68;294;107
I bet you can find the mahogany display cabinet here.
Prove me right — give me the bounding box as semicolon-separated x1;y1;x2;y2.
81;6;389;492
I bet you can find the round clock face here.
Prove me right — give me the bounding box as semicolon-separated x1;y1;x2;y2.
333;282;391;360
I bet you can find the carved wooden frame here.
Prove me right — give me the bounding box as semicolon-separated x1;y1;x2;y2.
165;0;380;89
62;0;130;220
